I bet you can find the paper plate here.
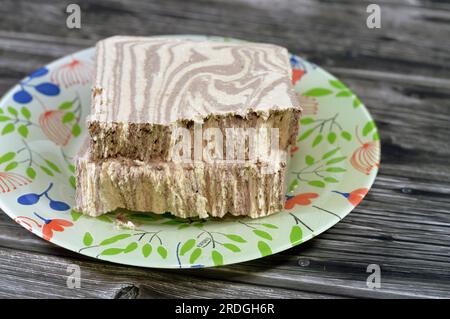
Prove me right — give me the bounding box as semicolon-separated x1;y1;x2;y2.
0;35;380;268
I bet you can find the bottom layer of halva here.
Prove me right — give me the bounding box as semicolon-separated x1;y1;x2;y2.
75;144;288;219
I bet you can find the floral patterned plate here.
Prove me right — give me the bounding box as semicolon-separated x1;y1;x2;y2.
0;35;380;268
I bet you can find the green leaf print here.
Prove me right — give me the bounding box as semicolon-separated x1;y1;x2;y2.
1;123;15;135
312;134;323;147
305;155;315;166
0;152;15;164
262;223;278;229
324;177;339;183
326;167;346;173
72;123;81;137
341;131;352;141
336;90;352;97
62;112;75;123
7;106;17;116
300;117;314;125
353;97;361;108
253;229;272;241
142;244;152;258
298;128;314;141
327;132;337;144
99;248;123;256
58;101;73;110
329;80;346;89
124;242;138;253
0;116;11;121
257;241;272;257
308;180;325;188
39;165;54;176
190;248;202;264
180;239;196;256
322;148;339;160
69;176;76;189
71;210;82;221
99;234;131;246
83;232;93;246
288;179;299;193
45;159;61;173
4;161;18;171
20;107;31;119
211;250;224;266
303;88;333;97
18;125;28;138
223;243;241;253
326;156;346;165
225;234;247;243
290;225;303;245
26;166;36;179
157;246;168;259
373;132;380;141
363;121;375;137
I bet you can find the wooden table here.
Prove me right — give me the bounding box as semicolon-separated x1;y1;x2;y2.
0;0;449;299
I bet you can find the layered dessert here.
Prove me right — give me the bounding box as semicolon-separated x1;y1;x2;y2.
76;36;302;218
88;36;301;161
76;140;287;218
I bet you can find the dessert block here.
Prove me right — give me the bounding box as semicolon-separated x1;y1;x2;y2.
75;140;287;218
76;36;302;218
88;36;301;161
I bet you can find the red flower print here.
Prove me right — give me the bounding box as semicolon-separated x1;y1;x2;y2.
34;213;73;241
14;216;41;231
285;193;319;210
290;146;299;157
292;68;305;85
351;127;380;175
0;172;32;193
39;110;73;146
50;57;94;88
332;188;368;206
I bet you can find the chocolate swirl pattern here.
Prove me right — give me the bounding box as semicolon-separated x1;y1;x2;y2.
91;36;299;124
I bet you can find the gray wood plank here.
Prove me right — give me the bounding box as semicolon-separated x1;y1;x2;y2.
0;0;449;78
0;247;343;299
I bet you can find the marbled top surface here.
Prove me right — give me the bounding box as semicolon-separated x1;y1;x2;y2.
90;36;300;124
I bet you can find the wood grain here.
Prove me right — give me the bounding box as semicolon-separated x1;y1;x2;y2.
1;246;344;299
0;0;449;299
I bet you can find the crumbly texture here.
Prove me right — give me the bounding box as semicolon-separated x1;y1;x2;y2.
75;141;287;218
89;109;301;161
88;36;302;161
